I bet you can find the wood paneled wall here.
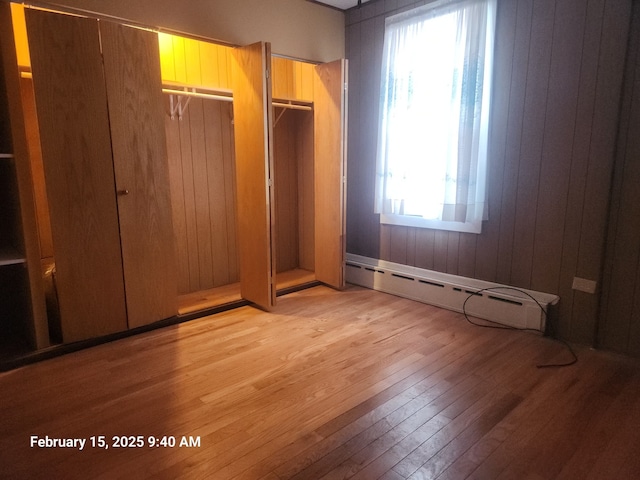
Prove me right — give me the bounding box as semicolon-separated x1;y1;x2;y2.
158;32;233;91
273;109;315;273
164;96;238;295
159;33;239;296
599;1;640;357
271;56;315;102
345;0;632;346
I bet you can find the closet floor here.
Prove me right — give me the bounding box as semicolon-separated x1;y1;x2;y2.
177;269;317;316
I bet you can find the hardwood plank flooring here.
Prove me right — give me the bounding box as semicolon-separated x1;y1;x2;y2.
1;285;640;479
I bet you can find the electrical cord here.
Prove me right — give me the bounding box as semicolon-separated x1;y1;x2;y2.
462;286;577;368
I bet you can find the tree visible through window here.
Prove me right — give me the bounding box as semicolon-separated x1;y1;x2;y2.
375;0;497;234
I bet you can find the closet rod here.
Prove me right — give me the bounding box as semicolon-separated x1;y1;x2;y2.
273;101;312;111
162;88;233;102
163;89;312;111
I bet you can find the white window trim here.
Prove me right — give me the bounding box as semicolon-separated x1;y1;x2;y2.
380;213;483;234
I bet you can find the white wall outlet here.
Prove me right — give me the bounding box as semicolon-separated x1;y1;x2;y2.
572;277;597;294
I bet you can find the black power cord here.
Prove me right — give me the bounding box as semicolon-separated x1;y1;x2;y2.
462;286;577;368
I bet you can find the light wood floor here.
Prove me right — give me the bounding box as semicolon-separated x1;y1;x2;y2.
2;285;640;479
177;269;317;315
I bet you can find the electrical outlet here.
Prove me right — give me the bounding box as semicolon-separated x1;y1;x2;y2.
572;277;597;294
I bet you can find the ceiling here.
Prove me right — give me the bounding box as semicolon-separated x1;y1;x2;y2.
310;0;373;10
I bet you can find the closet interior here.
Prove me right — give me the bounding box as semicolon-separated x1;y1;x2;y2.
0;3;347;366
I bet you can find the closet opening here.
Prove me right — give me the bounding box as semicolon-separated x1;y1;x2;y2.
272;104;317;292
164;91;242;316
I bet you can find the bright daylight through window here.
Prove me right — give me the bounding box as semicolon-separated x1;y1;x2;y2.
375;0;497;234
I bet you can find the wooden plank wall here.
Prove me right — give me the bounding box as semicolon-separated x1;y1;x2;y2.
273;109;315;273
160;33;238;295
158;32;233;91
345;0;632;346
271;56;315;102
164;96;238;295
271;56;316;274
599;1;640;357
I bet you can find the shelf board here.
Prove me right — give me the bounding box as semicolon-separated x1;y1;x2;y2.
0;247;26;266
0;153;14;159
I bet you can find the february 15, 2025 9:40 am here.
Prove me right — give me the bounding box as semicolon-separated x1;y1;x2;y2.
30;435;201;451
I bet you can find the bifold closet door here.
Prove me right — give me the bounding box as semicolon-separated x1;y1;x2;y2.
314;59;348;289
25;10;128;342
100;21;177;328
232;42;276;310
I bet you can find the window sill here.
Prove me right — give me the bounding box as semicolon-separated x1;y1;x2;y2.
380;213;483;234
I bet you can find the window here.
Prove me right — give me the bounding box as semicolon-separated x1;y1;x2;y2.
375;0;497;234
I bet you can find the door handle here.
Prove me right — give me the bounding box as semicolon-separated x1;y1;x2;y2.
117;189;130;196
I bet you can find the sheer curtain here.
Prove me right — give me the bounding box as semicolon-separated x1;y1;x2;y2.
375;0;496;234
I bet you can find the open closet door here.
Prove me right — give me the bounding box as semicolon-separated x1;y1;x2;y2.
25;10;128;341
314;59;348;289
100;21;177;328
232;42;276;310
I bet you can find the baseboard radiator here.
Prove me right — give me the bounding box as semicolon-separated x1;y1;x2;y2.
345;254;559;333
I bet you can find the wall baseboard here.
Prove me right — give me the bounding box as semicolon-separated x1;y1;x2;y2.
345;254;559;333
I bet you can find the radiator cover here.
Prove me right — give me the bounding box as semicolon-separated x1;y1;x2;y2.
345;254;559;333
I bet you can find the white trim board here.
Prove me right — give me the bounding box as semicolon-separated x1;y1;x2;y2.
345;253;559;332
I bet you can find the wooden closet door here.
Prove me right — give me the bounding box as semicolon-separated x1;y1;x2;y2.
25;10;128;342
232;42;276;310
100;22;177;328
314;59;348;289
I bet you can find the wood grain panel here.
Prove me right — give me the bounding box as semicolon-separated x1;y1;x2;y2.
272;57;293;100
297;110;315;272
314;59;347;289
158;32;233;92
164;96;190;293
509;0;554;288
232;42;275;310
571;0;632;344
474;0;517;282
178;102;201;291
272;57;315;103
557;0;607;341
299;62;315;102
221;102;239;283
347;17;383;260
530;0;585;295
204;100;238;287
599;1;640;357
171;35;187;84
273;110;299;273
25;9;127;342
165;96;238;295
100;21;177;328
495;0;533;286
272;108;315;276
184;37;202;86
188;98;215;289
158;32;176;83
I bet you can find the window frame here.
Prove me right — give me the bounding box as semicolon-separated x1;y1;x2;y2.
374;0;497;235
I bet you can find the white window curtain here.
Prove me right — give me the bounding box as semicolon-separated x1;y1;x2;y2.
375;0;497;234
